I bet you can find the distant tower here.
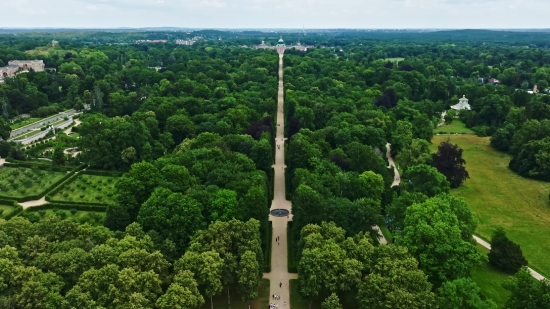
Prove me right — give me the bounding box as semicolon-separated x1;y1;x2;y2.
276;36;286;55
1;99;8;119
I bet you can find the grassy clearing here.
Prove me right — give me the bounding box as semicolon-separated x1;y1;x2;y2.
10;118;42;130
200;278;269;309
384;57;405;63
435;119;474;134
431;135;550;278
0;167;66;198
0;205;15;218
50;174;118;204
470;244;510;308
379;224;393;243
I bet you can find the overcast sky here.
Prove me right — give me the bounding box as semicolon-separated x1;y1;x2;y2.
1;0;549;29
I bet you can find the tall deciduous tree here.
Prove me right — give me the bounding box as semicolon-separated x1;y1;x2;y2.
321;293;343;309
488;228;528;274
237;250;260;309
437;278;497;309
156;270;205;309
503;268;550;309
176;251;224;309
402;164;450;197
400;195;484;286
432;140;470;188
358;245;436;309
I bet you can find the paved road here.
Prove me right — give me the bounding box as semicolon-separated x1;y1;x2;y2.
10;109;77;138
263;50;297;308
385;143;547;281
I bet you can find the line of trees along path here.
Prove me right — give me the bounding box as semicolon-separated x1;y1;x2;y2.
263;51;297;306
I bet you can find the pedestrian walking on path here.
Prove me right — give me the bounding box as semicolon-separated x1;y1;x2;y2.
279;282;282;288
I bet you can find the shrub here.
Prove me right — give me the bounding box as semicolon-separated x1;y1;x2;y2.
53;209;68;219
489;227;528;274
21;211;41;223
38;210;46;217
70;208;77;215
80;194;85;198
0;209;4;216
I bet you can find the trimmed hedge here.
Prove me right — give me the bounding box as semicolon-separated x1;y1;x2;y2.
4;161;72;172
81;170;124;177
264;221;273;272
0;199;16;206
45;199;111;207
287;221;297;273
4;203;24;220
24;202;107;212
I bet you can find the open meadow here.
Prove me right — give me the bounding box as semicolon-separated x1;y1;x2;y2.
435;119;474;134
431;135;550;277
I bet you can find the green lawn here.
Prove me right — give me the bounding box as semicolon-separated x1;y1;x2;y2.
50;174;118;204
201;279;270;309
0;167;66;198
10;118;42;130
431;135;550;278
0;205;15;218
470;245;511;308
379;224;393;243
435;119;474;134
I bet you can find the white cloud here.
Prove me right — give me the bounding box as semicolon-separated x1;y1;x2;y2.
0;0;548;28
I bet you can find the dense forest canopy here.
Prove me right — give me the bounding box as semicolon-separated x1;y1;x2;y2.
1;28;550;308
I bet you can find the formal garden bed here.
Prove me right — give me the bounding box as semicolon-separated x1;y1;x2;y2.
49;174;118;204
0;166;67;200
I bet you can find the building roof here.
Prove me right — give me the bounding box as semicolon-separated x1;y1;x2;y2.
450;95;471;111
8;60;44;64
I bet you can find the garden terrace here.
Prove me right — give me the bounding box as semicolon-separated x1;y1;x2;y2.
48;174;118;205
0;166;66;200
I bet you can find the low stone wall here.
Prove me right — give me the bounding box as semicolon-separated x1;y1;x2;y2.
14;129;51;145
10;109;76;138
55;118;73;130
12;118;73;145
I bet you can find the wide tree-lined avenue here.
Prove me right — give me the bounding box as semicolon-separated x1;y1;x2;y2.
263;51;297;306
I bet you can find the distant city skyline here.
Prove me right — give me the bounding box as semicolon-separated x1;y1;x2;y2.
1;0;549;29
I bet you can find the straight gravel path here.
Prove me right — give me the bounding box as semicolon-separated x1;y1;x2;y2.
262;50;297;308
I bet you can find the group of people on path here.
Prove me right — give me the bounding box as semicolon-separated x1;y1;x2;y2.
275;236;280;245
270;293;286;309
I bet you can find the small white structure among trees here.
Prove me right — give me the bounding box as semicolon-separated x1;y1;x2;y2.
451;95;471;111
